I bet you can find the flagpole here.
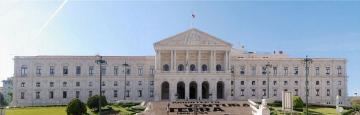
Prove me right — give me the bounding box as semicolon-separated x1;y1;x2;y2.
191;11;195;28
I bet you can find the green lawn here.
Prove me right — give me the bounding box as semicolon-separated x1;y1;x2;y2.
270;106;345;115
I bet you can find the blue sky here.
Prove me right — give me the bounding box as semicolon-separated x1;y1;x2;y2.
0;1;359;95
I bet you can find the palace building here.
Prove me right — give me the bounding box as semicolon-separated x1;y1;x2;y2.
12;28;348;106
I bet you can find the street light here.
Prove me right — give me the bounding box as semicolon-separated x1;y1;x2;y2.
95;55;107;115
304;55;312;115
265;62;272;99
123;60;129;100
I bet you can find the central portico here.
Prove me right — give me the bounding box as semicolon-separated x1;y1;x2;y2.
153;28;233;101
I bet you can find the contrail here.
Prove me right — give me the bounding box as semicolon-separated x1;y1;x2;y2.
35;0;68;38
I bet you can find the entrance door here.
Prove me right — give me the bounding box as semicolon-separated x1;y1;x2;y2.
202;81;209;99
217;81;224;99
161;81;170;100
177;82;185;99
189;81;197;99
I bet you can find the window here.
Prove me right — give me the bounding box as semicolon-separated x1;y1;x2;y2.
50;82;54;87
262;89;266;96
327;81;330;85
262;66;267;75
138;81;142;85
338;89;342;96
294;81;298;85
36;91;40;99
338;81;342;85
76;82;80;87
295;89;298;96
21;65;27;77
163;64;170;71
21;92;25;99
251;66;256;75
50;66;55;75
101;81;105;86
114;90;118;97
190;64;196;71
216;64;222;71
126;81;130;86
240;81;244;85
89;66;94;76
202;64;208;71
89;91;93;97
262;81;266;85
240;89;244;96
76;66;81;75
326;67;330;75
36;82;40;87
252;81;255;85
252;89;256;96
101;66;106;75
316;81;320;85
101;90;105;95
89;81;92;87
284;81;288;85
273;89;277;96
178;64;184;71
150;90;154;97
138;90;142;97
36;66;42;76
21;82;25;87
150;81;154;86
49;91;54;99
315;67;320;76
125;68;131;75
114;66;119;75
273;81;277;85
337;66;342;75
114;81;118;86
63;66;68;75
240;66;245;75
284;67;288;76
294;67;298;75
138;66;143;76
126;90;130;97
273;67;277;76
316;89;320;96
76;91;80;98
327;89;330;96
63;91;67;98
150;66;154;75
63;82;67;87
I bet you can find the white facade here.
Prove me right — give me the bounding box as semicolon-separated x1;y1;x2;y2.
12;28;348;106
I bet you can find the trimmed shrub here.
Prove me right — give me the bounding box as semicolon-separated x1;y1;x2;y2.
293;96;304;110
66;98;87;115
87;95;108;112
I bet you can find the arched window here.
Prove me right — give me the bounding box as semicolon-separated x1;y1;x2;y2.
202;64;208;71
178;64;184;71
163;64;169;71
190;64;196;71
216;64;222;71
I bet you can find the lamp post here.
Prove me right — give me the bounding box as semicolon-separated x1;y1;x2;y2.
265;62;272;99
95;55;107;115
304;56;312;115
123;60;129;100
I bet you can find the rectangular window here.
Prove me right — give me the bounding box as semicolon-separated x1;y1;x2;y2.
294;67;298;75
273;67;277;76
327;89;330;96
114;66;119;75
36;66;42;76
36;82;40;87
150;81;154;86
76;66;81;75
89;66;94;76
326;67;330;75
50;66;55;76
21;82;25;87
101;66;106;75
273;81;277;85
262;81;266;85
89;81;92;87
316;81;320;85
262;66;267;75
101;90;105;96
63;91;67;98
252;89;256;96
294;81;298;85
101;81;105;86
252;81;255;85
273;89;277;96
138;81;142;86
240;89;244;96
89;91;93;97
316;89;320;96
337;66;342;75
36;91;40;99
114;90;118;98
327;81;330;85
150;66;155;75
315;67;320;76
150;90;154;97
126;81;130;86
63;82;67;87
49;91;54;99
138;90;142;97
284;81;288;85
138;66;143;76
251;66;256;75
241;81;244;85
295;89;298;96
338;89;342;96
76;82;80;87
284;67;288;76
21;92;25;99
240;66;245;75
63;66;68;75
262;89;266;96
21;65;28;77
114;81;118;86
338;81;341;85
76;91;80;98
126;90;130;97
50;82;54;87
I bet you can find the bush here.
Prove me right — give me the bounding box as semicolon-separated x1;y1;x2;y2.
293;96;304;109
87;95;108;112
66;98;87;115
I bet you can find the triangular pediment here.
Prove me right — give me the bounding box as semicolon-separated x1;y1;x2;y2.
154;28;232;47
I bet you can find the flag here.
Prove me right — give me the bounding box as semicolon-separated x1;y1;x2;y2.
192;13;195;18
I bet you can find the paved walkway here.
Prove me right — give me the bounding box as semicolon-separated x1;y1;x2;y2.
141;101;252;115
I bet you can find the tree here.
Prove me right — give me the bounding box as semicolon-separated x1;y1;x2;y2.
293;96;304;109
87;95;108;112
66;98;87;115
0;93;7;106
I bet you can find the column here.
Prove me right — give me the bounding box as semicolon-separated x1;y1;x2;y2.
209;51;213;72
225;51;228;72
197;81;202;100
174;50;177;72
185;82;189;100
197;50;201;72
171;50;174;72
186;50;189;72
214;50;217;72
170;82;176;101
